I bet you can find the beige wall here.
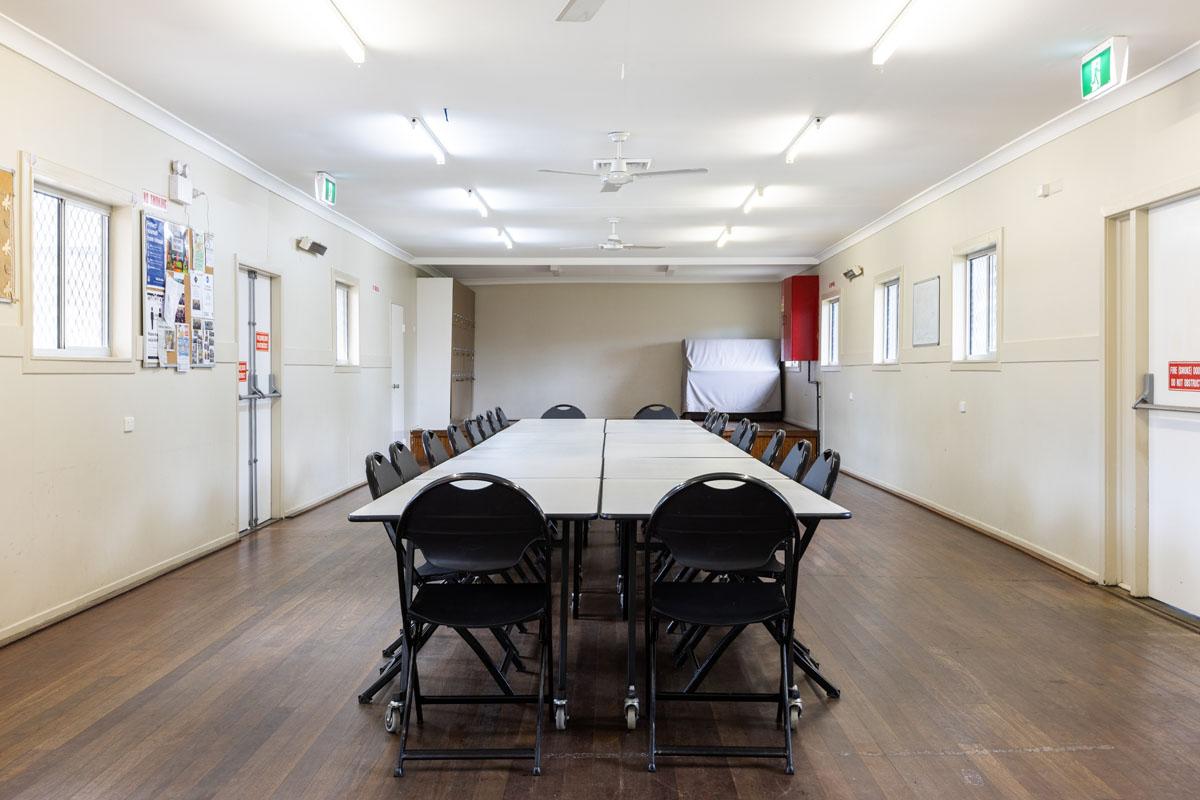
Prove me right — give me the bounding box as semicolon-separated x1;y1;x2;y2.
473;282;780;419
794;68;1200;580
0;46;418;643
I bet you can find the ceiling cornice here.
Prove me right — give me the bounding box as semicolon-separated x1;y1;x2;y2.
415;256;819;267
815;38;1200;263
0;12;441;275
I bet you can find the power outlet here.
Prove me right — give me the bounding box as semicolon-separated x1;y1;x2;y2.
123;416;136;433
849;392;855;402
958;401;967;414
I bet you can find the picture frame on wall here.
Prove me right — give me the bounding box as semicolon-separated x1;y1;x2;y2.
0;167;15;303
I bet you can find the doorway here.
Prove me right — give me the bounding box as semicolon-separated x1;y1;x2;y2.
237;266;281;533
391;304;406;443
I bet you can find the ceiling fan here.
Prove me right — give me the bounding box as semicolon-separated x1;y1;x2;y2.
538;131;709;193
560;218;664;251
555;0;607;22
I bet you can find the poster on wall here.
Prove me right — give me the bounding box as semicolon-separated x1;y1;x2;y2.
0;168;14;303
187;231;215;368
142;213;167;366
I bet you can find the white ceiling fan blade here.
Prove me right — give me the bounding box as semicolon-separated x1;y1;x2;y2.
631;168;710;178
621;245;665;250
600;182;622;193
539;169;601;177
556;0;607;22
559;245;601;251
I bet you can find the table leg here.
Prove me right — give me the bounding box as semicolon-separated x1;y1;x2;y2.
623;519;639;729
555;520;570;729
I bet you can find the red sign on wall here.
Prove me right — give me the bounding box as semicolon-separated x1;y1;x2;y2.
255;331;270;352
1168;362;1200;392
238;361;248;383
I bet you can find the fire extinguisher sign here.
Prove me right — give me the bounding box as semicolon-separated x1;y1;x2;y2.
1168;362;1200;392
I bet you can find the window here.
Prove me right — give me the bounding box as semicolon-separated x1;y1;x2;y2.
820;296;840;366
335;281;351;365
874;276;900;364
966;248;997;359
32;187;110;355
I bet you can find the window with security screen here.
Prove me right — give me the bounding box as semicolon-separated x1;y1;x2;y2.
32;187;110;355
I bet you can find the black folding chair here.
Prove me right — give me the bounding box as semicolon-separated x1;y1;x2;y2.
486;409;500;433
496;407;512;428
446;424;472;456
706;412;729;435
729;418;749;445
634;403;678;420
734;421;759;453
389;442;424;483
392;474;554;776
421;429;451;467
760;429;786;467
642;474;803;773
700;408;716;429
464;418;485;445
776;440;812;481
477;413;495;438
541;404;586;419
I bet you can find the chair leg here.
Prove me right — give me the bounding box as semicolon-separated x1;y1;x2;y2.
455;627;516;696
358;645;406;704
781;633;795;775
394;637;418;777
647;615;659;773
571;523;582;619
532;614;549;776
382;632;405;659
683;624;747;693
490;626;528;674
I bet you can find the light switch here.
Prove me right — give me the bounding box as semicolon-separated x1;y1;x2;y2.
958;401;967;414
123;416;136;433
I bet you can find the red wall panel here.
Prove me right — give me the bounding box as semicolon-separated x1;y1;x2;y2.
781;275;819;361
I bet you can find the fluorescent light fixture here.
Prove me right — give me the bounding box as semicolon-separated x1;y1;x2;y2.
410;117;446;165
784;116;823;164
467;189;489;218
319;0;366;64
498;228;514;249
716;226;732;248
872;0;916;67
741;186;763;214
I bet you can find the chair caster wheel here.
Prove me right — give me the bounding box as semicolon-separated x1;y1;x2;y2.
789;704;801;728
532;766;542;777
384;700;401;734
625;704;638;730
555;706;568;730
785;765;795;775
648;763;656;773
827;688;841;699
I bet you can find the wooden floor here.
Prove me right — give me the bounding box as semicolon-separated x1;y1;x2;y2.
3;477;1200;799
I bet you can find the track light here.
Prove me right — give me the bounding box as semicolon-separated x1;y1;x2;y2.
716;226;732;248
317;0;366;64
741;186;763;215
498;228;514;249
410;117;446;165
872;0;916;67
784;116;823;164
467;189;489;218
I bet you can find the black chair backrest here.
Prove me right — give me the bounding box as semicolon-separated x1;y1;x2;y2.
399;474;551;574
730;418;749;445
447;424;472;456
465;418;486;445
801;449;841;499
760;429;786;466
634;403;678;420
365;452;403;548
708;412;729;434
422;429;451;467
542;404;586;419
776;440;812;482
486;409;499;432
701;408;716;428
496;407;511;428
477;414;495;438
735;422;759;453
388;441;423;483
646;474;800;574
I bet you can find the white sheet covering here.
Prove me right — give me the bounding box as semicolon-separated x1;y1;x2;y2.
682;338;781;413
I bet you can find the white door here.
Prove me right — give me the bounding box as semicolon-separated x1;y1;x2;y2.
391;304;406;443
1147;194;1200;616
237;268;276;532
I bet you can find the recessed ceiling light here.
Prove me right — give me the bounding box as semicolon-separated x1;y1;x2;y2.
716;226;732;248
318;0;366;65
498;228;514;249
467;189;489;218
872;0;916;67
784;116;823;165
742;186;764;214
410;117;446;165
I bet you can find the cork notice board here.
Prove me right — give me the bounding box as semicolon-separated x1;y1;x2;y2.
0;168;13;302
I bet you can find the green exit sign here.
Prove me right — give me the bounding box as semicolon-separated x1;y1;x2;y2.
315;172;337;206
1081;37;1128;100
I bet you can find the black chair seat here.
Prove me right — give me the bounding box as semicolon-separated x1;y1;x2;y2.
410;583;546;628
651;581;786;626
415;560;457;581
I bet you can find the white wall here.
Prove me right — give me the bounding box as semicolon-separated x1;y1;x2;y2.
797;67;1200;581
473;282;780;419
0;45;419;644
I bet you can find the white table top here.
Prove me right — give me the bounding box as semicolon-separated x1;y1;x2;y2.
603;440;747;459
350;477;601;521
603;419;704;431
422;453;602;479
603;456;788;482
600;478;850;520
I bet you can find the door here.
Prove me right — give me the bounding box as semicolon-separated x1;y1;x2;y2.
237;267;278;532
391;304;406;443
1146;194;1200;616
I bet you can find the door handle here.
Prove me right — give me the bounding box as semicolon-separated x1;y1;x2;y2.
1132;372;1200;414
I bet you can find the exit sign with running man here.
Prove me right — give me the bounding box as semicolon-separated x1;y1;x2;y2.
1081;37;1129;100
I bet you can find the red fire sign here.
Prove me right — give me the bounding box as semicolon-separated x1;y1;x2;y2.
1168;362;1200;392
255;331;270;352
238;361;248;382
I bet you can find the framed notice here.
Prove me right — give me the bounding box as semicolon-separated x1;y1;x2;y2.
912;276;940;347
0;168;14;302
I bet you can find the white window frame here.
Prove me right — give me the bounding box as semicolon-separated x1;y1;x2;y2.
819;293;840;369
951;229;1003;368
17;152;137;374
872;269;902;367
332;270;359;370
31;184;112;357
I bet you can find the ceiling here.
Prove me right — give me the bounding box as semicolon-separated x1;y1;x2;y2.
2;0;1198;282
